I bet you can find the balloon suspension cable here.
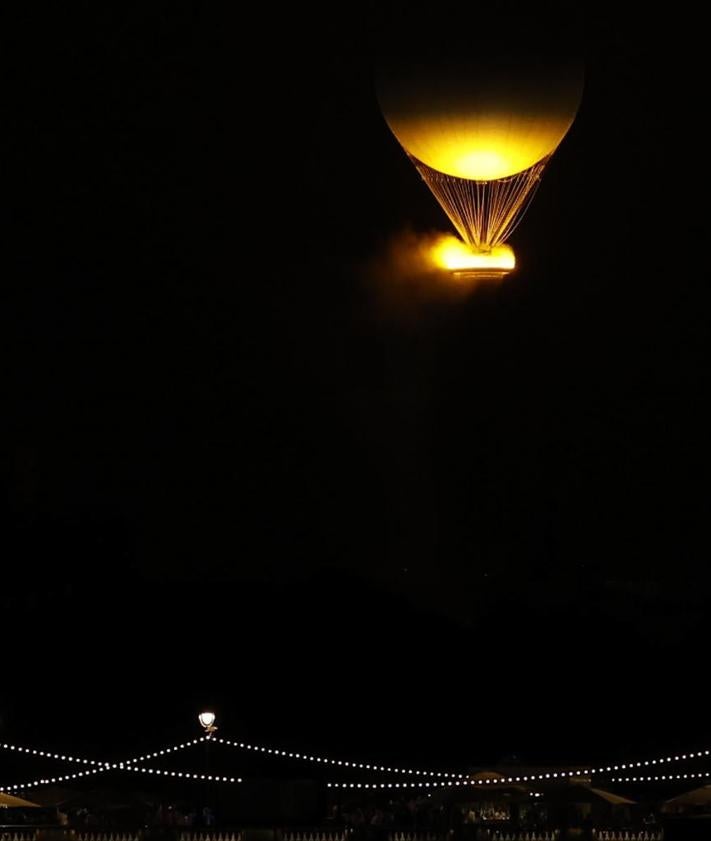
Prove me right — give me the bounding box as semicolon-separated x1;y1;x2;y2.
413;157;549;251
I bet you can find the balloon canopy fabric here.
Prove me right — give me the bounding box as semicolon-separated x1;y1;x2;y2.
379;61;583;181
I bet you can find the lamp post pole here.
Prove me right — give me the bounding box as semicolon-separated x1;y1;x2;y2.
198;712;218;827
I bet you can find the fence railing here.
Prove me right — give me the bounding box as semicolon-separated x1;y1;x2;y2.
593;832;663;841
179;834;243;841
0;830;665;841
490;832;560;841
0;835;145;841
388;835;446;841
75;835;143;841
1;833;38;841
281;834;347;841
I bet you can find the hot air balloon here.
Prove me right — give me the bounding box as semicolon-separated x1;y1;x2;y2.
377;14;583;278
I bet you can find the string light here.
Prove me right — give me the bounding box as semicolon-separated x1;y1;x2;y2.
327;781;446;790
0;737;240;793
2;733;709;794
0;737;207;769
326;771;591;790
126;767;240;783
1;767;106;792
2;765;240;793
0;744;101;766
611;772;711;783
590;750;710;775
325;757;711;791
213;737;710;783
327;765;711;791
330;769;711;791
213;737;466;779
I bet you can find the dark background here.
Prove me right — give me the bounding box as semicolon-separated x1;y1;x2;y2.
2;0;709;781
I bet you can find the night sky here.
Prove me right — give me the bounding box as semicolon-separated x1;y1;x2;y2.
3;1;710;777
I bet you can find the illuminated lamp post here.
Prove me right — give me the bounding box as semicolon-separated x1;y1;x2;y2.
198;712;217;826
198;711;217;735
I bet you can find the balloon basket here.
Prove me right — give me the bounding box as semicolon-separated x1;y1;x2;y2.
451;268;513;282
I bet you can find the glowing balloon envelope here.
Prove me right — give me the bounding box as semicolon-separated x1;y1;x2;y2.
378;35;583;275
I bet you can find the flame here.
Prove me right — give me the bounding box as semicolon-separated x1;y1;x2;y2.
430;235;515;272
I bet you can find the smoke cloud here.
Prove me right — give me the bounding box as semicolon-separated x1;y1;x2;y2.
361;229;505;324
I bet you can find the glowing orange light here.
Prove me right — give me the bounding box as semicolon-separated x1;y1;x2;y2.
385;115;576;181
430;235;515;277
